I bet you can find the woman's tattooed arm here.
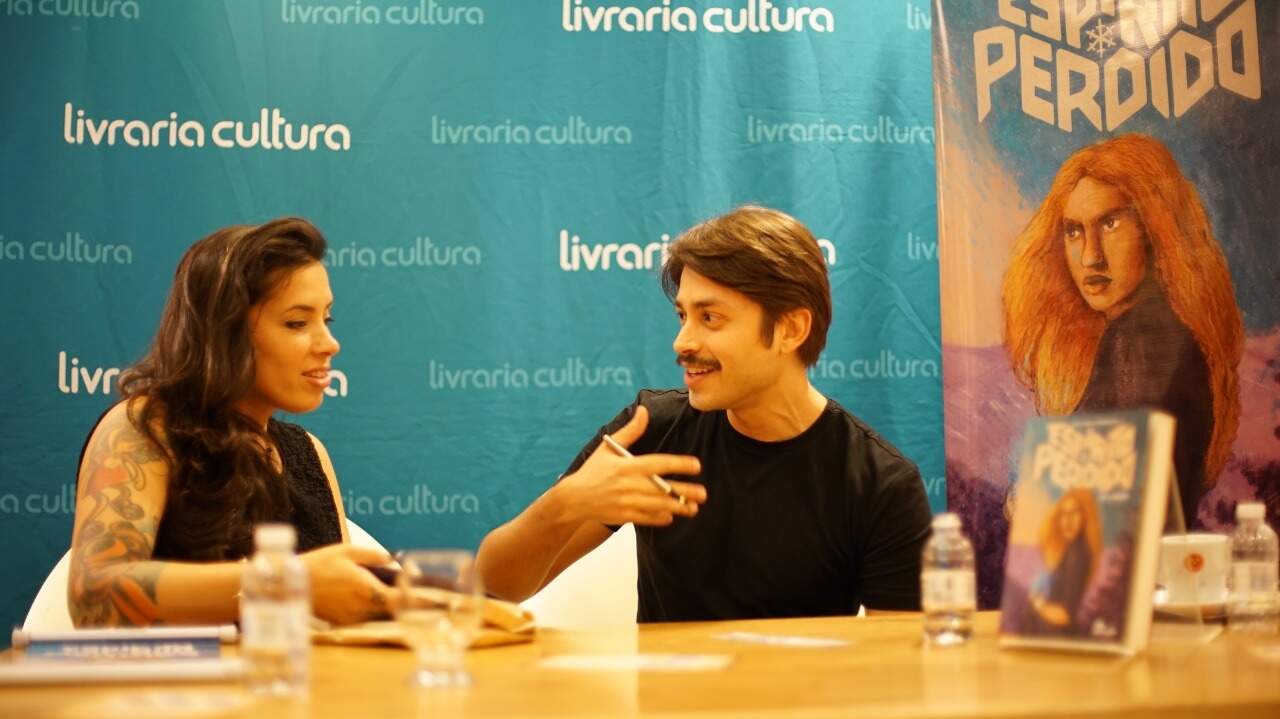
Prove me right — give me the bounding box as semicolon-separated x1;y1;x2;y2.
68;407;170;626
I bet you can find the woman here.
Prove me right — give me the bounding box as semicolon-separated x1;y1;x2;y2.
67;217;392;627
1026;488;1103;635
1001;134;1242;524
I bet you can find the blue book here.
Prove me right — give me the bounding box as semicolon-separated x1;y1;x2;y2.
11;625;237;658
1;626;241;685
998;410;1174;655
22;637;222;661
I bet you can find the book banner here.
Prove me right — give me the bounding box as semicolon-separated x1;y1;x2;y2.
934;0;1280;606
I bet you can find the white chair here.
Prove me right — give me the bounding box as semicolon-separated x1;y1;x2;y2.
22;550;73;632
345;518;387;553
22;519;386;632
520;523;638;629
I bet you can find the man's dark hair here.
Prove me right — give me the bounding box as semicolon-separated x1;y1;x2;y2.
661;205;831;366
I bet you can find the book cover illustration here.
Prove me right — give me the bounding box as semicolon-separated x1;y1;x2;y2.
999;411;1171;650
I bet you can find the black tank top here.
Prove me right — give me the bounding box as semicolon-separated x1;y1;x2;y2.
77;413;343;560
259;418;344;553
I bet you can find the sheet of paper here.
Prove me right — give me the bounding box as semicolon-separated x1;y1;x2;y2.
538;653;733;672
711;631;851;648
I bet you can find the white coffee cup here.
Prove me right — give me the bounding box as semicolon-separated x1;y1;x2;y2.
1158;533;1229;605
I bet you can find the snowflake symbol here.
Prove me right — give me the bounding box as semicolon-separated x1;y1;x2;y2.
1086;18;1116;57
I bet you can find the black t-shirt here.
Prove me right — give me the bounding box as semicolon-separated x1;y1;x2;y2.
562;389;932;622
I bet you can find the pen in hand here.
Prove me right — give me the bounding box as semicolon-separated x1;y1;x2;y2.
600;433;688;506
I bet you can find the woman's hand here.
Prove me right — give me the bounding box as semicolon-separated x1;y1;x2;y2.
300;543;399;625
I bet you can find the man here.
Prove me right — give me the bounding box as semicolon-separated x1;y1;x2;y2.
1002;134;1243;524
477;205;932;621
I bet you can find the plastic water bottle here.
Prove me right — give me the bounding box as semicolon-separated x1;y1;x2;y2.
1228;502;1279;634
921;512;976;647
240;524;311;695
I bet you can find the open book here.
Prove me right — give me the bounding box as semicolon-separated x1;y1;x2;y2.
312;594;536;649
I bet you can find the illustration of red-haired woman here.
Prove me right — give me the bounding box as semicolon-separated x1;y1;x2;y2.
1026;488;1103;635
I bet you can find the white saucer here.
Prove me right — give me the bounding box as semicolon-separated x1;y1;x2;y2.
1153;597;1227;621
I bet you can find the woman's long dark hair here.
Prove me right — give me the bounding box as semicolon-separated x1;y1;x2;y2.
118;217;328;560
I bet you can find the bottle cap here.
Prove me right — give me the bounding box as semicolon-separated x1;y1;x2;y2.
1236;502;1265;521
931;512;961;530
254;523;297;550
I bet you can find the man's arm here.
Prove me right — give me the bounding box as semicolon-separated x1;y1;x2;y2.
475;496;612;603
857;454;933;612
475;405;705;602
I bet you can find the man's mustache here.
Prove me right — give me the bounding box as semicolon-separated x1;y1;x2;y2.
676;354;721;372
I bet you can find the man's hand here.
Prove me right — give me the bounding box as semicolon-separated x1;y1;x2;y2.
553;406;706;527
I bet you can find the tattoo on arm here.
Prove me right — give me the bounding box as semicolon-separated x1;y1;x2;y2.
69;418;167;626
69;520;163;626
78;421;162;525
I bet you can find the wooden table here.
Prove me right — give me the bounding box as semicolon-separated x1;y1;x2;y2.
2;613;1279;718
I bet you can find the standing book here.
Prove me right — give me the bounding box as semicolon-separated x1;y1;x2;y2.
999;410;1174;655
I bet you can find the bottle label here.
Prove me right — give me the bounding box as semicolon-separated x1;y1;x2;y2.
241;599;310;650
1231;562;1279;596
921;569;975;611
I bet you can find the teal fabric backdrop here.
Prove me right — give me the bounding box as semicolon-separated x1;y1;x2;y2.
0;0;940;636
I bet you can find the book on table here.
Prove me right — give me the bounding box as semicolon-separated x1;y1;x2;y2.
998;410;1174;655
2;625;242;685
